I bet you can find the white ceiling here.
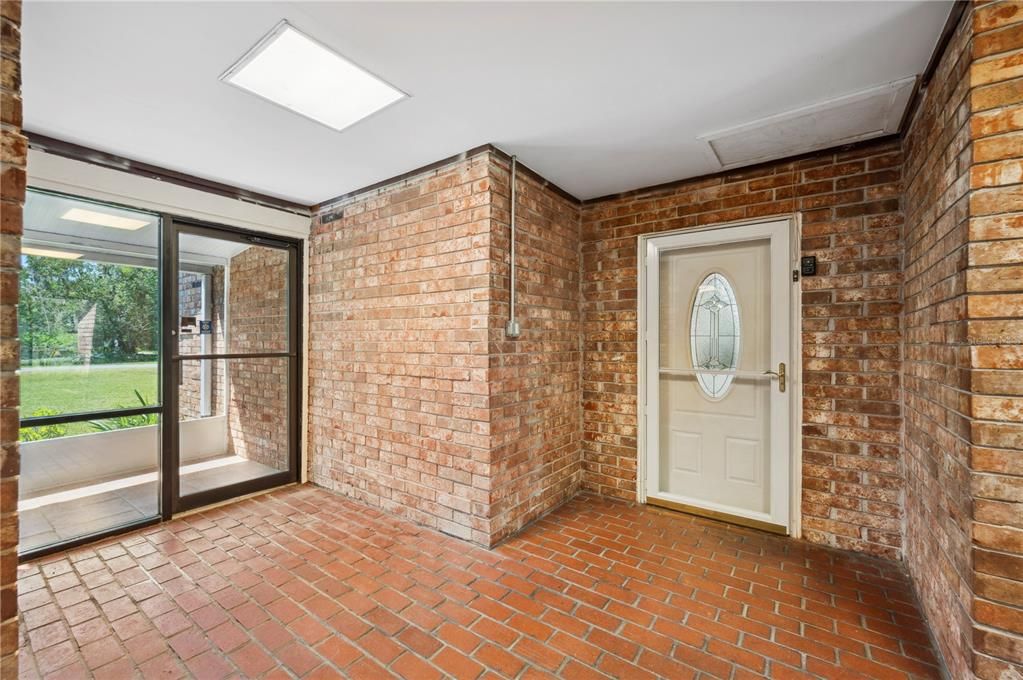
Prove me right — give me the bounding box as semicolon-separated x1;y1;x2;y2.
23;1;951;205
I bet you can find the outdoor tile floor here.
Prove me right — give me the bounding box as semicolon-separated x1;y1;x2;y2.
20;456;281;554
17;485;941;679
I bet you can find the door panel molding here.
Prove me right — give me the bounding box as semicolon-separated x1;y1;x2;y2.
637;215;802;536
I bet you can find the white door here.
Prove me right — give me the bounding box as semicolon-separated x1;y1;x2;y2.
642;219;794;533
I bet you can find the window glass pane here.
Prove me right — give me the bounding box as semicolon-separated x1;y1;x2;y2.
19;189;161;554
689;272;741;398
178;234;289;355
20;190;160;427
19;416;160;554
178;357;289;497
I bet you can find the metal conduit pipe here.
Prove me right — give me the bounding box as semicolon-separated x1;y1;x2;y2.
505;155;521;338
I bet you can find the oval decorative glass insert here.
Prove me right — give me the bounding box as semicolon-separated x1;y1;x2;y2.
690;272;741;398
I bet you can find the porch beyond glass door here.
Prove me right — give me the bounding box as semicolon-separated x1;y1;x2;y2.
17;190;162;556
170;223;298;513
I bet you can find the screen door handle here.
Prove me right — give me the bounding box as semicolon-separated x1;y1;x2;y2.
762;363;786;393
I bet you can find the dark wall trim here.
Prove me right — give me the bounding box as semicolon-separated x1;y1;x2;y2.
317;133;905;215
27;132;311;216
898;75;925;135
20;405;162;428
921;1;969;88
30;128;908;227
898;1;969;135
313;143;582;213
579;133;902;206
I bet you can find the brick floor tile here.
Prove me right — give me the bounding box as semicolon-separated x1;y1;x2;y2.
206;621;248;653
288;614;331;645
40;658;90;680
229;642;276;677
597;652;659;680
137;652;186;679
100;595;138;621
513;636;565;670
124;629;169;664
707;639;768;673
60;601;99;627
328;609;372;639
188;602;228;632
436;646;486;679
364;606;408;636
26;621;68;651
168;628;208;661
183;650;234;680
470;617;519;647
474;643;527;678
151;609;190;637
52;586;89;610
17;487;942;680
80;636;124;670
33;640;78;676
586;628;640;662
277;641;322;677
437;622;483;654
392;652;444;680
347;657;397;680
360;629;404;665
561;659;608;680
91;656;136;679
138;594;176;620
250;620;291;651
315;636;361;669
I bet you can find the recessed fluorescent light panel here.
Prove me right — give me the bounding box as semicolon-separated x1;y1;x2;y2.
23;246;82;260
220;20;407;133
61;207;150;231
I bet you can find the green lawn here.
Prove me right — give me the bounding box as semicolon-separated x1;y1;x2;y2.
20;363;159;436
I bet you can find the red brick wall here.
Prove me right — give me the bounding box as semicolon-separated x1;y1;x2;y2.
901;4;974;677
901;3;1023;676
0;1;22;675
308;153;496;544
486;155;583;543
307;151;583;546
308;142;908;556
966;2;1023;677
226;246;289;470
581;139;906;559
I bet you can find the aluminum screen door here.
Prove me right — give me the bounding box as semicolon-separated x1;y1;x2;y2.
165;219;301;515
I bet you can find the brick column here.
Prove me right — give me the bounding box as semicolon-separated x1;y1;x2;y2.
967;2;1023;677
0;0;24;676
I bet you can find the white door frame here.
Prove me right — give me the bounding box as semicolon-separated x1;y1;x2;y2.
636;215;802;537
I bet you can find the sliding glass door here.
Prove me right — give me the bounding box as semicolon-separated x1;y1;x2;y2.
18;189;163;554
18;189;301;557
167;220;300;514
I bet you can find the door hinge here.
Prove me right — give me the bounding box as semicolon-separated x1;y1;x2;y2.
792;269;799;282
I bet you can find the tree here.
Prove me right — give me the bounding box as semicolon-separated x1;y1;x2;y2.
19;255;159;364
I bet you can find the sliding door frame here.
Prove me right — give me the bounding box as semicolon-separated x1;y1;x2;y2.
163;216;303;518
19;187;304;560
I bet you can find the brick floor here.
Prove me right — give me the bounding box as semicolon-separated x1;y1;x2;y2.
17;486;942;679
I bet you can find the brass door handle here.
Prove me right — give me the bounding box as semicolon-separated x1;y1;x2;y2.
762;363;786;393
